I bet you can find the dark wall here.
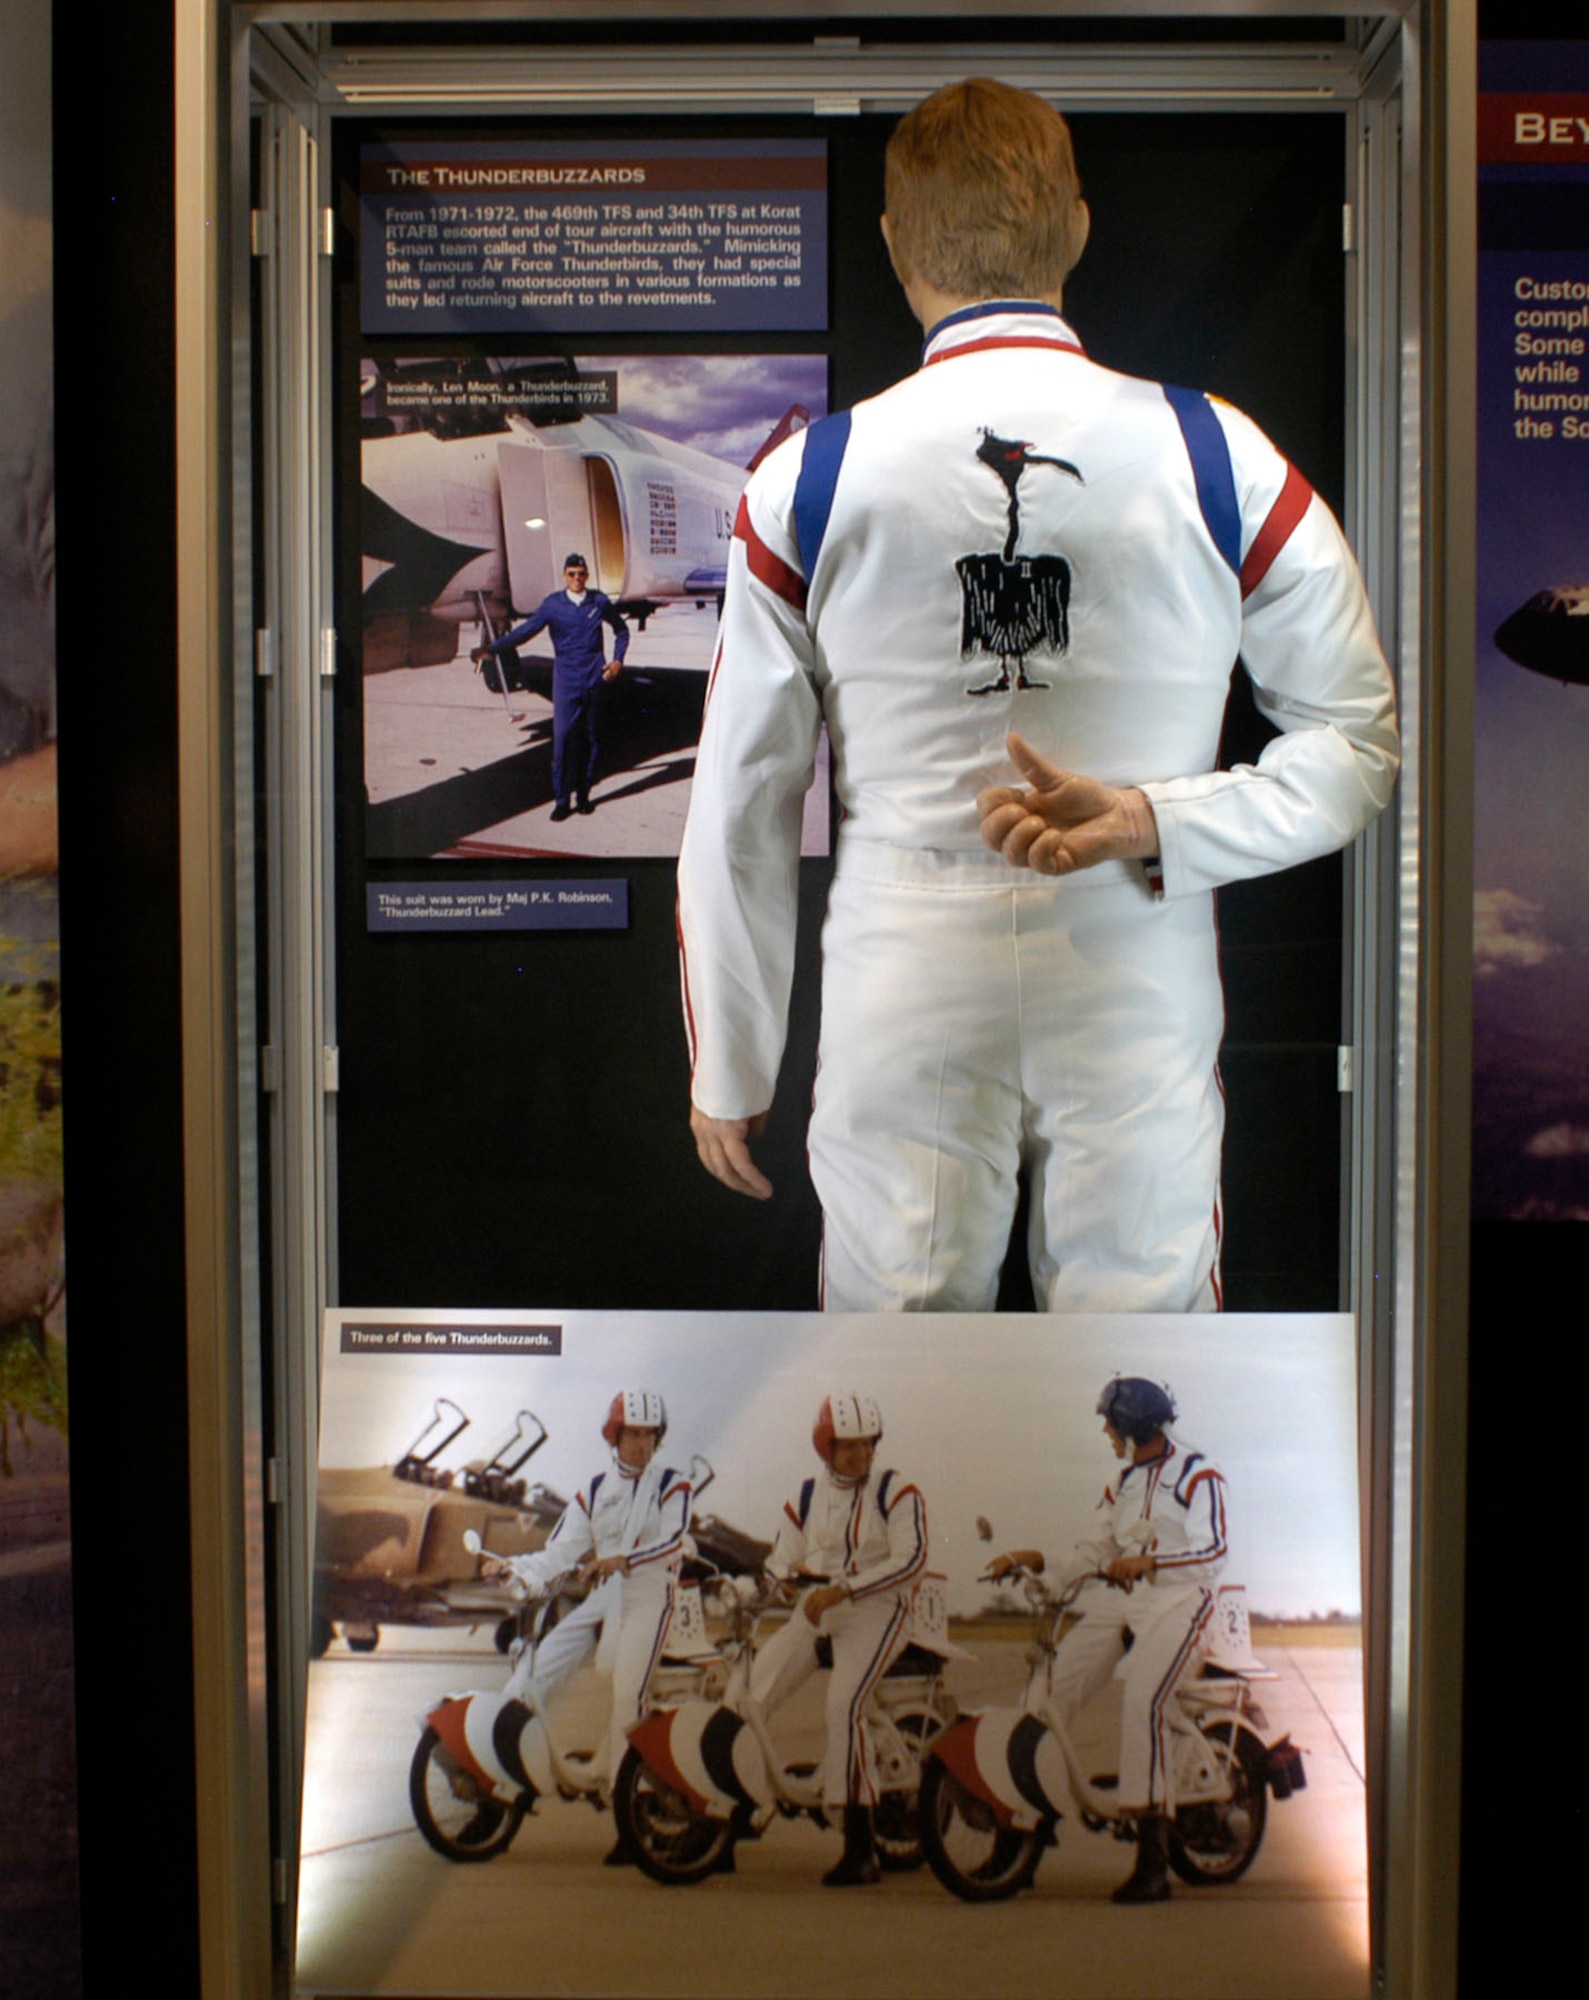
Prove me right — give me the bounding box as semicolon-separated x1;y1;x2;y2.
334;109;1350;1316
53;5;201;1993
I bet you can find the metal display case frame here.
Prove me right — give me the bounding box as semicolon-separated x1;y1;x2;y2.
171;5;1473;1992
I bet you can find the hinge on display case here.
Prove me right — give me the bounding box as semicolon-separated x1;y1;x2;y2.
260;1045;280;1093
250;208;274;259
266;1457;282;1505
1337;1045;1356;1094
321;205;336;257
1341;203;1355;254
255;628;276;680
323;1045;341;1095
320;629;337;680
273;1856;288;1905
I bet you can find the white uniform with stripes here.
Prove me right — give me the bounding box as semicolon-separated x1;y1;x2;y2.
751;1465;928;1808
499;1457;690;1782
677;302;1399;1312
1043;1433;1228;1811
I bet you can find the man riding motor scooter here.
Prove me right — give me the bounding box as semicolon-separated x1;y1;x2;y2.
749;1391;930;1886
988;1376;1228;1904
481;1390;690;1862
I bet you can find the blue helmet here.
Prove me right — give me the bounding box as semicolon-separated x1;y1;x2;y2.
1097;1377;1177;1445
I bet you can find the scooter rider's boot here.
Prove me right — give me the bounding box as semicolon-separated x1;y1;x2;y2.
1111;1813;1172;1904
821;1805;881;1887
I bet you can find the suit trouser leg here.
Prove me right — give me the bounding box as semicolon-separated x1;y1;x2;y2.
820;1597;911;1808
1018;881;1225;1312
1115;1587;1215;1811
603;1573;676;1781
1045;1592;1131;1747
811;863;1022;1312
811;850;1223;1313
503;1592;602;1704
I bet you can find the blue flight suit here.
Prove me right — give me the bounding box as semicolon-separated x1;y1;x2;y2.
489;589;629;808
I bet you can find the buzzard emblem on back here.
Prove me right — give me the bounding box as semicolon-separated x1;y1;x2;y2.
955;430;1084;696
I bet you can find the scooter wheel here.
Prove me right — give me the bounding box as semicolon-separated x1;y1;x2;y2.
918;1756;1043;1903
613;1747;735;1886
1168;1721;1268;1886
410;1726;526;1862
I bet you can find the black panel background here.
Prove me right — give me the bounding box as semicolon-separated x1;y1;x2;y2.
333;111;1348;1313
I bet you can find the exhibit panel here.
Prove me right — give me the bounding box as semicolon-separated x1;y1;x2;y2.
170;6;1461;1996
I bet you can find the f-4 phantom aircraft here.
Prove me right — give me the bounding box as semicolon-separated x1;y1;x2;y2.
361;375;809;674
313;1401;562;1655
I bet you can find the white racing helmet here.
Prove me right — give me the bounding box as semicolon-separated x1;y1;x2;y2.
812;1392;883;1466
602;1389;668;1447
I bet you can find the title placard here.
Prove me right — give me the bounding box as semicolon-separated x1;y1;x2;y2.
361;140;827;334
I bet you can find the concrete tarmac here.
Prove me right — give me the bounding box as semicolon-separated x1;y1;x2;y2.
362;613;829;863
294;1625;1368;2000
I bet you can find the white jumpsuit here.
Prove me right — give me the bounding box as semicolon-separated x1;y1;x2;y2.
1043;1434;1227;1810
677;302;1400;1312
500;1457;690;1782
750;1465;928;1808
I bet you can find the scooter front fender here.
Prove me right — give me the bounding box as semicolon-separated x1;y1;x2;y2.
929;1709;1073;1832
627;1701;773;1821
426;1691;553;1803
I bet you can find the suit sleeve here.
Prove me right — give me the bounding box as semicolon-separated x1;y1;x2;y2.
764;1494;810;1581
492;601;550;652
1154;1464;1229;1585
604;597;630;663
626;1470;691;1569
1140;403;1400;900
502;1487;595;1594
846;1477;928;1603
677;438;824;1120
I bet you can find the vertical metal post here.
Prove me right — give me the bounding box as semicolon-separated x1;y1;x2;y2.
176;0;272;1992
253;81;337;1965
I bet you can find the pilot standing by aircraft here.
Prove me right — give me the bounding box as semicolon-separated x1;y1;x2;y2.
988;1376;1227;1904
473;552;628;821
676;77;1399;1312
750;1391;928;1887
480;1390;688;1850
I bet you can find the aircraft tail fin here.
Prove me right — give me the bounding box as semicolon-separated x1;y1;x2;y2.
746;404;811;473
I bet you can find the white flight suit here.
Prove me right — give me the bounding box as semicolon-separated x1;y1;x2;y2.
750;1465;928;1808
499;1456;690;1782
677;302;1399;1312
1042;1434;1227;1810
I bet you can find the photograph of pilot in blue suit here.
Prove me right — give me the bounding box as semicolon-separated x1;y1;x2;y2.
474;552;630;820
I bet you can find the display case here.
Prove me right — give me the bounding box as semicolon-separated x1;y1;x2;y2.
168;5;1472;1994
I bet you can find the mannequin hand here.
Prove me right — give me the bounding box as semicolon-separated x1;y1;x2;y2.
690;1106;773;1199
977;733;1159;876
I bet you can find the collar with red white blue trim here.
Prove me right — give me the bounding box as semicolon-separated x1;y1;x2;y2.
922;301;1085;368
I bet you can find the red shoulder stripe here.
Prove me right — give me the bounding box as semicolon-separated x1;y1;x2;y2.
1239;463;1313;600
734;495;807;612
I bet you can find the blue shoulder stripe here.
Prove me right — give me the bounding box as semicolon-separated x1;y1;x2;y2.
797;1475;816;1528
792;410;852;583
1172;1452;1205;1506
1163;385;1240;578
